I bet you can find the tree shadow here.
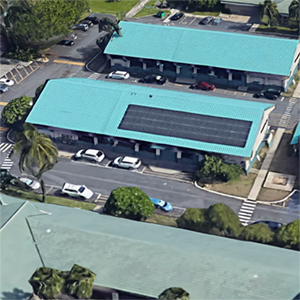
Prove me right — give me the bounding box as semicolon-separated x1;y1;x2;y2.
1;288;32;300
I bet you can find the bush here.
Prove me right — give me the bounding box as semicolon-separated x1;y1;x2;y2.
176;208;208;232
35;84;45;98
194;155;243;184
238;223;274;244
104;187;155;221
1;95;33;126
5;47;39;62
274;219;300;250
159;287;190;300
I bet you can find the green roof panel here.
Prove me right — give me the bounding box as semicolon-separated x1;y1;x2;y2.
26;78;274;157
104;22;298;76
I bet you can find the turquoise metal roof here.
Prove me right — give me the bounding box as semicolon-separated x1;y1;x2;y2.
291;122;300;145
26;78;274;157
1;196;300;300
104;21;298;77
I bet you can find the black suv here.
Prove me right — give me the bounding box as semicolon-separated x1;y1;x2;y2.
199;16;214;25
170;12;184;20
84;16;100;24
139;75;167;85
253;88;281;100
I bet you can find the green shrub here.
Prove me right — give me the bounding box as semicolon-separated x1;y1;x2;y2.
176;208;208;232
220;163;243;181
159;287;190;300
104;187;155;221
238;223;274;243
35;84;45;97
274;219;300;250
1;95;33;126
5;47;39;62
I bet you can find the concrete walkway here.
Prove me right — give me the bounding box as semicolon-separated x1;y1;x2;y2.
247;128;285;200
126;0;151;18
292;80;300;98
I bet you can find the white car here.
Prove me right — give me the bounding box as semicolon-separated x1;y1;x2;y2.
61;183;93;199
107;71;130;80
112;156;141;169
0;78;14;86
74;149;105;163
19;177;40;190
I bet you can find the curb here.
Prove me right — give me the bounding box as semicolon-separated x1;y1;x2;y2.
6;129;16;144
256;189;298;205
194;181;247;201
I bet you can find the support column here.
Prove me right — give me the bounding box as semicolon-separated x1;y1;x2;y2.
176;151;182;159
126;59;130;68
228;72;232;81
142;62;147;70
193;66;198;75
210;70;215;76
134;143;140;152
264;77;268;85
159;63;164;72
176;65;181;74
155;148;161;156
93;137;98;145
110;57;115;66
246;75;251;83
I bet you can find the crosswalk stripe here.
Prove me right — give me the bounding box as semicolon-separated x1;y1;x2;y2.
238;199;257;225
242;202;256;207
0;143;12;152
239;212;252;216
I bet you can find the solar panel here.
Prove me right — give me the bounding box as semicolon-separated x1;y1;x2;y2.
118;105;252;148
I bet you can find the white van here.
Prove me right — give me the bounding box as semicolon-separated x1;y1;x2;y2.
107;71;130;80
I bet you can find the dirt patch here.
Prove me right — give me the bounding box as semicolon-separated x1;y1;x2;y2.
257;187;290;202
268;132;299;189
252;145;268;170
206;173;257;198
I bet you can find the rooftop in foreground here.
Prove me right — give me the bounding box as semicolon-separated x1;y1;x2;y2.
104;21;298;76
26;78;274;157
1;194;299;300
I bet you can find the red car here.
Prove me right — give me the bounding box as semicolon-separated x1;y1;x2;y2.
190;81;215;91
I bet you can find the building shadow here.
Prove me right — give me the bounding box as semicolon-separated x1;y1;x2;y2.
1;288;32;300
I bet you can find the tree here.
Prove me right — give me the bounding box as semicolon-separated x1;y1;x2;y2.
194;155;243;184
9;123;58;202
159;287;190;300
29;264;96;300
1;95;33;127
177;204;242;238
0;0;9;15
35;83;44;98
259;0;279;26
238;223;274;244
176;208;208;232
98;17;122;36
104;187;155;221
274;219;300;250
204;203;242;237
288;0;299;29
0;168;31;190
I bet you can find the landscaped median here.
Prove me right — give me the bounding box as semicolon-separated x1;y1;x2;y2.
256;24;299;36
89;0;140;15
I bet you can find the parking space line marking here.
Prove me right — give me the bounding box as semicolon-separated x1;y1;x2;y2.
189;17;196;25
46;186;53;195
243;92;246;96
281;97;284;101
141;166;146;173
234;91;237;94
53;60;85;66
224;90;227;93
0;102;8;106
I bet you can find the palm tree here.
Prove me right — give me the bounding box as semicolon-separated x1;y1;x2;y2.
9;123;58;202
288;0;299;29
259;0;279;26
158;287;190;300
98;17;122;36
0;0;8;16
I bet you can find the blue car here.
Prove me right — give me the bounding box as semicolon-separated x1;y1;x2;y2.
150;198;173;212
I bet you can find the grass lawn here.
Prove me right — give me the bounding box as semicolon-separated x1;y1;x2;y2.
257;188;290;202
146;214;178;227
256;24;299;36
89;0;140;15
2;188;97;210
205;173;257;198
190;11;220;16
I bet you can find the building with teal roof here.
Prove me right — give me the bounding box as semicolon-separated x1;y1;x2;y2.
291;122;300;145
104;21;300;91
26;78;275;172
1;194;300;300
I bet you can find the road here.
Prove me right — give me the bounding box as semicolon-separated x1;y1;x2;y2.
8;158;300;224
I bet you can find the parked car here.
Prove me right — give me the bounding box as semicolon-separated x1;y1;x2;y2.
156;11;165;18
79;19;94;27
150;197;173;212
212;17;222;25
57;40;74;46
0;84;9;93
190;81;215;91
0;78;14;86
253;88;281;100
199;17;214;25
18;177;40;190
84;16;100;24
74;149;105;163
251;220;283;231
139;74;167;85
170;12;184;20
107;71;130;80
72;23;89;31
112;156;141;169
61;183;93;199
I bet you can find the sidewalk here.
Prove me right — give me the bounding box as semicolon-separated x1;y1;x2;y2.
292;80;300;98
247;128;285;200
126;0;151;18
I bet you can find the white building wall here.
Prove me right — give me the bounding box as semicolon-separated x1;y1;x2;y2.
283;42;300;89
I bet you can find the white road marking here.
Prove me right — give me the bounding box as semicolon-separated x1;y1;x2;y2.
189;17;196;25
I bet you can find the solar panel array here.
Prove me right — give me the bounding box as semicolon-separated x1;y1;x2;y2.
118;105;252;148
